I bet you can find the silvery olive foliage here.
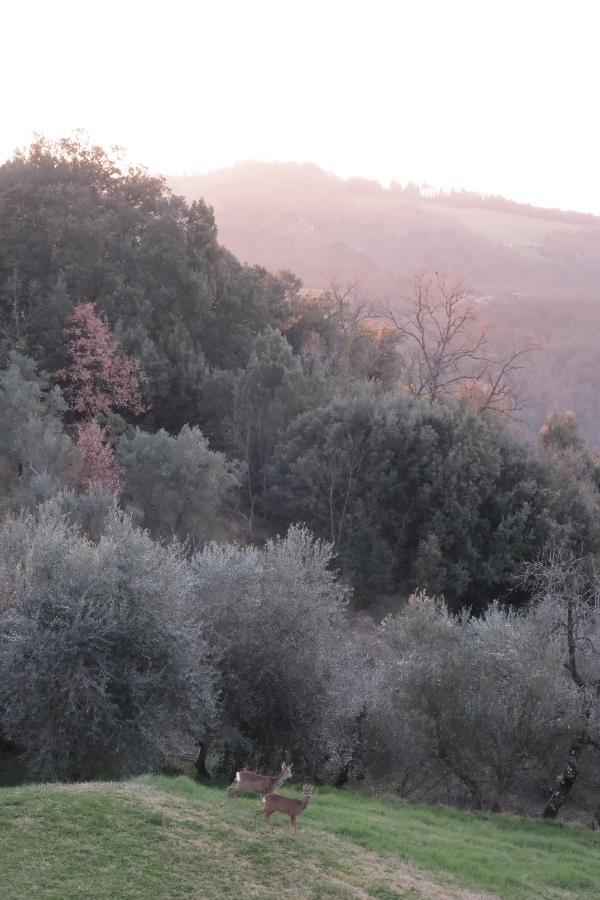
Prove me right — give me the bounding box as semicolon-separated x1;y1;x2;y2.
190;525;351;772
522;550;600;817
373;591;580;805
0;499;217;780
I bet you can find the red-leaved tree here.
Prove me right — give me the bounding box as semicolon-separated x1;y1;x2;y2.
74;421;123;493
55;302;146;419
55;302;146;493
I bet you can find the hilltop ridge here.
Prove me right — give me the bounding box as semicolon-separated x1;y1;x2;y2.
169;162;600;300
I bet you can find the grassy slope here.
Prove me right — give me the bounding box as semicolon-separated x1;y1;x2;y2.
423;203;579;251
1;777;600;899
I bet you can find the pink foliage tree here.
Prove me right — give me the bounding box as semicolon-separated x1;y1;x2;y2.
55;302;146;420
55;302;146;493
75;421;123;493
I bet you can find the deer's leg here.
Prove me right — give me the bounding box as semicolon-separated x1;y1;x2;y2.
291;815;297;834
252;807;266;825
222;784;237;806
266;813;274;830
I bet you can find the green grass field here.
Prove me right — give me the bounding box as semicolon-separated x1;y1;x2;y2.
1;776;600;899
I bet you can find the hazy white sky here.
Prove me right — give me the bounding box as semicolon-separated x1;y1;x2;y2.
3;0;600;212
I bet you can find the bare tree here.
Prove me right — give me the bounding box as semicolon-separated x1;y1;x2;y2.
380;273;537;415
326;282;377;382
300;283;401;386
524;548;600;819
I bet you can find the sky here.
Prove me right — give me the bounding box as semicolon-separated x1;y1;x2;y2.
3;0;600;213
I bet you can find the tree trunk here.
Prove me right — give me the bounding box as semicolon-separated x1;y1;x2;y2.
220;744;238;781
462;775;483;810
194;741;210;781
334;762;350;789
543;730;588;819
0;733;22;755
334;706;367;788
437;738;483;810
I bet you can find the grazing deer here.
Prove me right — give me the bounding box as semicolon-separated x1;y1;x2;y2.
226;761;293;799
252;784;316;834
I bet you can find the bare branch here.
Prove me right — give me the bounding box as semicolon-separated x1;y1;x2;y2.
378;272;538;416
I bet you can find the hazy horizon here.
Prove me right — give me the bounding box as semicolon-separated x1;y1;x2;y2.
4;0;600;214
2;142;597;218
166;159;598;216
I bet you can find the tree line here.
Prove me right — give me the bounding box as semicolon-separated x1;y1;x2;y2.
2;496;599;821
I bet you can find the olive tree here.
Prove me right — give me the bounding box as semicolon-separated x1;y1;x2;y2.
0;499;217;780
190;525;350;775
524;549;600;819
377;592;579;808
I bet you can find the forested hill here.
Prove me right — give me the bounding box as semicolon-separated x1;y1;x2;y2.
2;134;598;619
3;138;600;823
169;162;600;300
170;162;600;446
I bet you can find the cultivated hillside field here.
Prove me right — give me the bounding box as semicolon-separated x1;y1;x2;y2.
2;777;600;899
169;163;600;299
422;203;580;254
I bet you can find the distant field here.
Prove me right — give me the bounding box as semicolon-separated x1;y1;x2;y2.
2;776;600;898
423;202;580;250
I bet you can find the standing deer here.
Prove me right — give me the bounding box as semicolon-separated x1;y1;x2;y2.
226;761;293;798
252;784;316;834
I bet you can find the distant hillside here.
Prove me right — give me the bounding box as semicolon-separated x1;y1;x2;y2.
169;163;600;300
170;163;600;446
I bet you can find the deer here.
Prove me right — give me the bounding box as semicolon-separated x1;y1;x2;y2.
251;784;316;834
225;761;293;799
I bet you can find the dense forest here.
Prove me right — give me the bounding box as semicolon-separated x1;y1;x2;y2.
1;137;600;823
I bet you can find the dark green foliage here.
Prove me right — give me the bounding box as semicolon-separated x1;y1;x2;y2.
0;136;300;437
229;327;326;523
0;352;75;502
118;425;240;544
267;392;599;612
